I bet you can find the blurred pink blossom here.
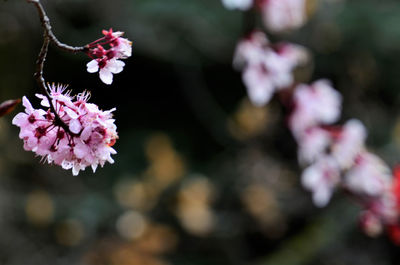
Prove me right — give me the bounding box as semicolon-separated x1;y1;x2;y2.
223;0;400;242
234;31;308;106
289;80;342;137
301;155;341;207
331;119;367;169
345;152;392;197
361;193;397;234
297;127;332;166
260;0;306;32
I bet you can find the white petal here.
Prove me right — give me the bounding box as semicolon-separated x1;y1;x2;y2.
109;147;117;155
243;66;275;106
107;156;115;164
112;31;124;37
87;60;99;73
108;59;125;74
99;69;113;85
91;163;98;173
72;165;80;176
313;188;331;208
61;160;74;169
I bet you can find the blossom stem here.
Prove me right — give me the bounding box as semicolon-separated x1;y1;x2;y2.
87;37;106;47
91;39;117;47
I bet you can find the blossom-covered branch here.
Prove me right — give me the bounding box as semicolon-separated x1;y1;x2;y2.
12;0;132;175
223;0;400;244
27;0;132;85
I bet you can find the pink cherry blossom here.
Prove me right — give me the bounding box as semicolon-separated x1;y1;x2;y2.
13;84;118;176
260;0;306;32
242;64;275;106
301;155;341;207
103;29;132;59
360;192;398;236
297;127;332;166
331;119;367;169
234;31;308;106
289;80;342;137
233;31;270;68
344;152;392;197
113;37;132;59
86;29;132;85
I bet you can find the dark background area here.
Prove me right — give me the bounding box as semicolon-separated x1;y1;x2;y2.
1;0;400;264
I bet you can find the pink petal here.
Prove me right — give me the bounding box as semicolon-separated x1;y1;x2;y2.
74;142;89;159
35;93;50;107
65;108;79;119
69;119;82;134
80;126;92;141
22;96;34;114
12;113;28;126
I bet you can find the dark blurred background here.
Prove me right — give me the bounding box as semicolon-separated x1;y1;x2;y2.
1;0;400;264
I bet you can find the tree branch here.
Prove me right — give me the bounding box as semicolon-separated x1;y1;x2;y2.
27;0;87;53
28;0;80;136
34;31;73;135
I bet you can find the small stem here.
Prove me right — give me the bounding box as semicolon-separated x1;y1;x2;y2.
27;0;87;53
87;36;106;47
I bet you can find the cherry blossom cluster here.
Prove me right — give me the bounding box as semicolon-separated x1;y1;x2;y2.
222;0;306;32
224;0;400;244
12;84;118;176
233;31;308;106
86;29;132;85
291;81;397;239
12;0;133;175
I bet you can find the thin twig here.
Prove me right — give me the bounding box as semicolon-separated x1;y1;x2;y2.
28;0;81;135
34;31;73;135
27;0;87;53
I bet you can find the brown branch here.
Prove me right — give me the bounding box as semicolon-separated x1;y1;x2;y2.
27;0;87;53
27;0;83;136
